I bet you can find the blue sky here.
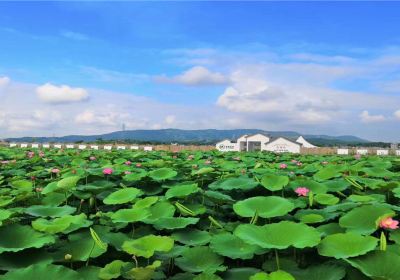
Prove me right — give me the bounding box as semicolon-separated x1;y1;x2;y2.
0;2;400;141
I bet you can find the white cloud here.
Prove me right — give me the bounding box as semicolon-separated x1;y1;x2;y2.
164;115;176;125
155;66;229;86
36;83;89;104
359;110;386;123
394;110;400;120
0;76;10;87
61;31;89;41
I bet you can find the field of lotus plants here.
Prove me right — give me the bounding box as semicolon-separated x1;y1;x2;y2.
0;147;400;279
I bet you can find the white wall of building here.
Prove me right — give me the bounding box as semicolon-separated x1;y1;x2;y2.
263;137;301;153
216;139;239;152
337;148;349;155
296;136;316;148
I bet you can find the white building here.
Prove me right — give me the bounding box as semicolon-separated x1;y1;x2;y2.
216;133;304;153
296;136;316;148
264;137;302;153
337;148;349;155
215;139;239;152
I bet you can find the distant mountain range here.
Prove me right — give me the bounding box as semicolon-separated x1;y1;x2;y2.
4;129;371;146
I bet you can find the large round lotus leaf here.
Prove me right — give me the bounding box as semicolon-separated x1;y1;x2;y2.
175;246;226;273
314;194;339;206
110;208;151;223
0;209;11;225
291;264;346;280
77;266;102;280
298;213;325;224
362;167;394;178
165;183;200;199
339;204;394;234
148;168;177;181
133;197;159;209
345;251;400;279
0;224;55;253
318;233;377;259
234;221;321;249
193;273;222;280
317;223;344;237
153;217;199;230
143;201;176;223
250;270;295;280
347;194;377;203
103;188;142;205
260;174;289;191
56;176;81;192
204;190;234;203
172;229;211;246
0;264;82;280
209;176;258;191
42;192;68;206
123;170;147;182
32;214;86;234
325;179;349;192
233;196;294;218
98;260;129;280
24;205;76;217
56;231;108;261
0;248;53;270
122;235;174;258
210;232;261;260
313;165;342;181
125;260;161;280
10;179;32;190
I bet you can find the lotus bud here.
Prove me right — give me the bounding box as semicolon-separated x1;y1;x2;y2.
89;197;95;207
64;254;72;260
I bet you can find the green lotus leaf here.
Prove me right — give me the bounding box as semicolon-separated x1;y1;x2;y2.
24;205;76;217
77;266;102;280
0;248;53;270
10;179;32;190
261;174;289;191
153;217;199;230
165;183;200;199
172;229;211;246
317;223;345;237
192;167;215;176
122;235;174;258
0;224;55;253
103;188;142;205
32;214;90;234
0;209;12;225
0;264;82;280
110;208;151;223
193;273;222;280
210;232;261;259
125;260;162;280
222;268;262;280
298;213;325;224
318;232;377;259
345;251;400;279
56;176;81;192
204;190;234;202
56;230;108;262
123;170;147;182
133;196;159;209
289;179;327;194
98;260;129;280
362;167;394;178
175;246;226;274
148;168;177;181
339;204;394;234
250;270;295;280
313;165;342;181
209;176;258;191
234;221;321;249
143;201;176;223
233;196;294;218
290;264;346;280
314;194;339;206
347;194;377;203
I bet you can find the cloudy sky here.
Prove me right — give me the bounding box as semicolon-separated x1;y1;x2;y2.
1;2;400;141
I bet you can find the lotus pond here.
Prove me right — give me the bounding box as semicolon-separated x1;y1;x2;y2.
0;147;400;279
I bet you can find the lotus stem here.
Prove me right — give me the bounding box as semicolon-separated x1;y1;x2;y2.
275;249;280;270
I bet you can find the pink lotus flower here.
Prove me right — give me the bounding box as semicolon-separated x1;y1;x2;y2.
31;176;36;181
89;156;96;161
125;161;132;166
296;162;302;166
233;157;241;161
187;155;194;160
39;151;45;157
279;163;287;169
322;161;328;165
51;168;60;174
295;187;310;197
103;168;113;175
135;163;142;168
354;154;361;160
379;217;399;230
1;160;9;164
124;171;132;175
204;160;212;165
291;159;298;163
27;151;35;158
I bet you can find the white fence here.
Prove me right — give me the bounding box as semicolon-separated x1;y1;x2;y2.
5;143;153;151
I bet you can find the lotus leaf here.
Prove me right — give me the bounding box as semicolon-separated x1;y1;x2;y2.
122;235;174;258
149;168;177;180
233;196;294;218
103;187;142;205
260;174;289;191
175;246;226;273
